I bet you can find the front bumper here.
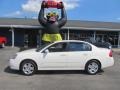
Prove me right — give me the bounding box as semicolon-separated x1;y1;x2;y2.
9;59;19;70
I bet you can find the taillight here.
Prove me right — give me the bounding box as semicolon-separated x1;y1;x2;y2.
109;50;113;57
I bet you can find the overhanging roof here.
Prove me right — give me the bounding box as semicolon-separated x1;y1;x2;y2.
0;18;120;31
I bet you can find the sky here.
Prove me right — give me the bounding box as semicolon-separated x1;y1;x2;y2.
0;0;120;22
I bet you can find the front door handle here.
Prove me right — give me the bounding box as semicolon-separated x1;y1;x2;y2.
60;54;67;56
83;54;88;56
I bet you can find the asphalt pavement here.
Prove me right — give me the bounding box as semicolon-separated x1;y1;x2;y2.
0;47;120;90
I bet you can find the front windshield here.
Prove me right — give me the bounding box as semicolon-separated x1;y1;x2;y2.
36;43;51;52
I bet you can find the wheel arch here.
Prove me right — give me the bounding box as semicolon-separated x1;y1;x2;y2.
85;59;102;70
19;59;38;70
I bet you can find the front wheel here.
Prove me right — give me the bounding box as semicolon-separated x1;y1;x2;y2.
20;60;37;76
85;60;101;75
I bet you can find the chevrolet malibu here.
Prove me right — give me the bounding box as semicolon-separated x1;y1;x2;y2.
9;40;114;76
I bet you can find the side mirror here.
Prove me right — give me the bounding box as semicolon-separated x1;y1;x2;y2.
44;49;49;53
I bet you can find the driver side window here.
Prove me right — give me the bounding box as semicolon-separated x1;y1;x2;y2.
47;42;67;52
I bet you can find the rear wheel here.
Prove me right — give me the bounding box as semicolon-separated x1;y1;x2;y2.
85;60;101;75
20;60;37;76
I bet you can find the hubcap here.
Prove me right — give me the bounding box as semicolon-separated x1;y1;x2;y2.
88;62;99;74
22;63;34;75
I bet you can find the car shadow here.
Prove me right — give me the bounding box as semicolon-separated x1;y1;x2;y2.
4;66;104;76
36;70;104;75
4;66;21;75
36;70;87;75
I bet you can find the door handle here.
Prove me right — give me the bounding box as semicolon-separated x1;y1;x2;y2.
83;54;88;56
60;54;67;56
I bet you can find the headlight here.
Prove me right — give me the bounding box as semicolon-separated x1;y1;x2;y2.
11;54;17;59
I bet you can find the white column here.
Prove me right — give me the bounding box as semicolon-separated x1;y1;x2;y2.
10;28;15;48
67;28;70;40
64;33;67;40
93;31;96;41
102;35;104;42
118;32;120;48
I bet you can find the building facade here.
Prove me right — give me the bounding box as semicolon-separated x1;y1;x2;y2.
0;18;120;48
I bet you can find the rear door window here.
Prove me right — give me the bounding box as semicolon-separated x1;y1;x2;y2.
68;42;92;51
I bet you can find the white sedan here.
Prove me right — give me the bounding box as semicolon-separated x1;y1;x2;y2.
9;40;114;76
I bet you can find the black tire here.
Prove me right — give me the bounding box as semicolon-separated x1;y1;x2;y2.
20;60;37;76
85;60;101;75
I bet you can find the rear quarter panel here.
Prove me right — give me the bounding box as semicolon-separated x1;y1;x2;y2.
89;48;114;69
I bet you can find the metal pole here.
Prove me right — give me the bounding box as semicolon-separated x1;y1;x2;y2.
68;28;70;40
102;35;104;42
64;33;67;40
11;28;15;48
94;31;96;41
118;32;120;48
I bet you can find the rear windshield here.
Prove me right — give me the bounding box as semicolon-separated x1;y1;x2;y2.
92;42;111;49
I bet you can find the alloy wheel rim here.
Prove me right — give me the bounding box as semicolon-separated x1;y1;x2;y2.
88;62;99;74
22;63;34;75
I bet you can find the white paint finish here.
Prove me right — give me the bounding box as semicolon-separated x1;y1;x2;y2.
66;51;92;69
38;52;68;68
9;40;114;71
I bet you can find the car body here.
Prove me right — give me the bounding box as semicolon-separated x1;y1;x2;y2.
0;36;7;48
9;40;114;75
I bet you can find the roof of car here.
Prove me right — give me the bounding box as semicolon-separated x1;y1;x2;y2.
53;40;96;47
54;40;87;43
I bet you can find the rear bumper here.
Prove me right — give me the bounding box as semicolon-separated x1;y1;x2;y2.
102;58;114;69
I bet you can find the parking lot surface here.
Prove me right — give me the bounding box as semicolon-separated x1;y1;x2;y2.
0;47;120;90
